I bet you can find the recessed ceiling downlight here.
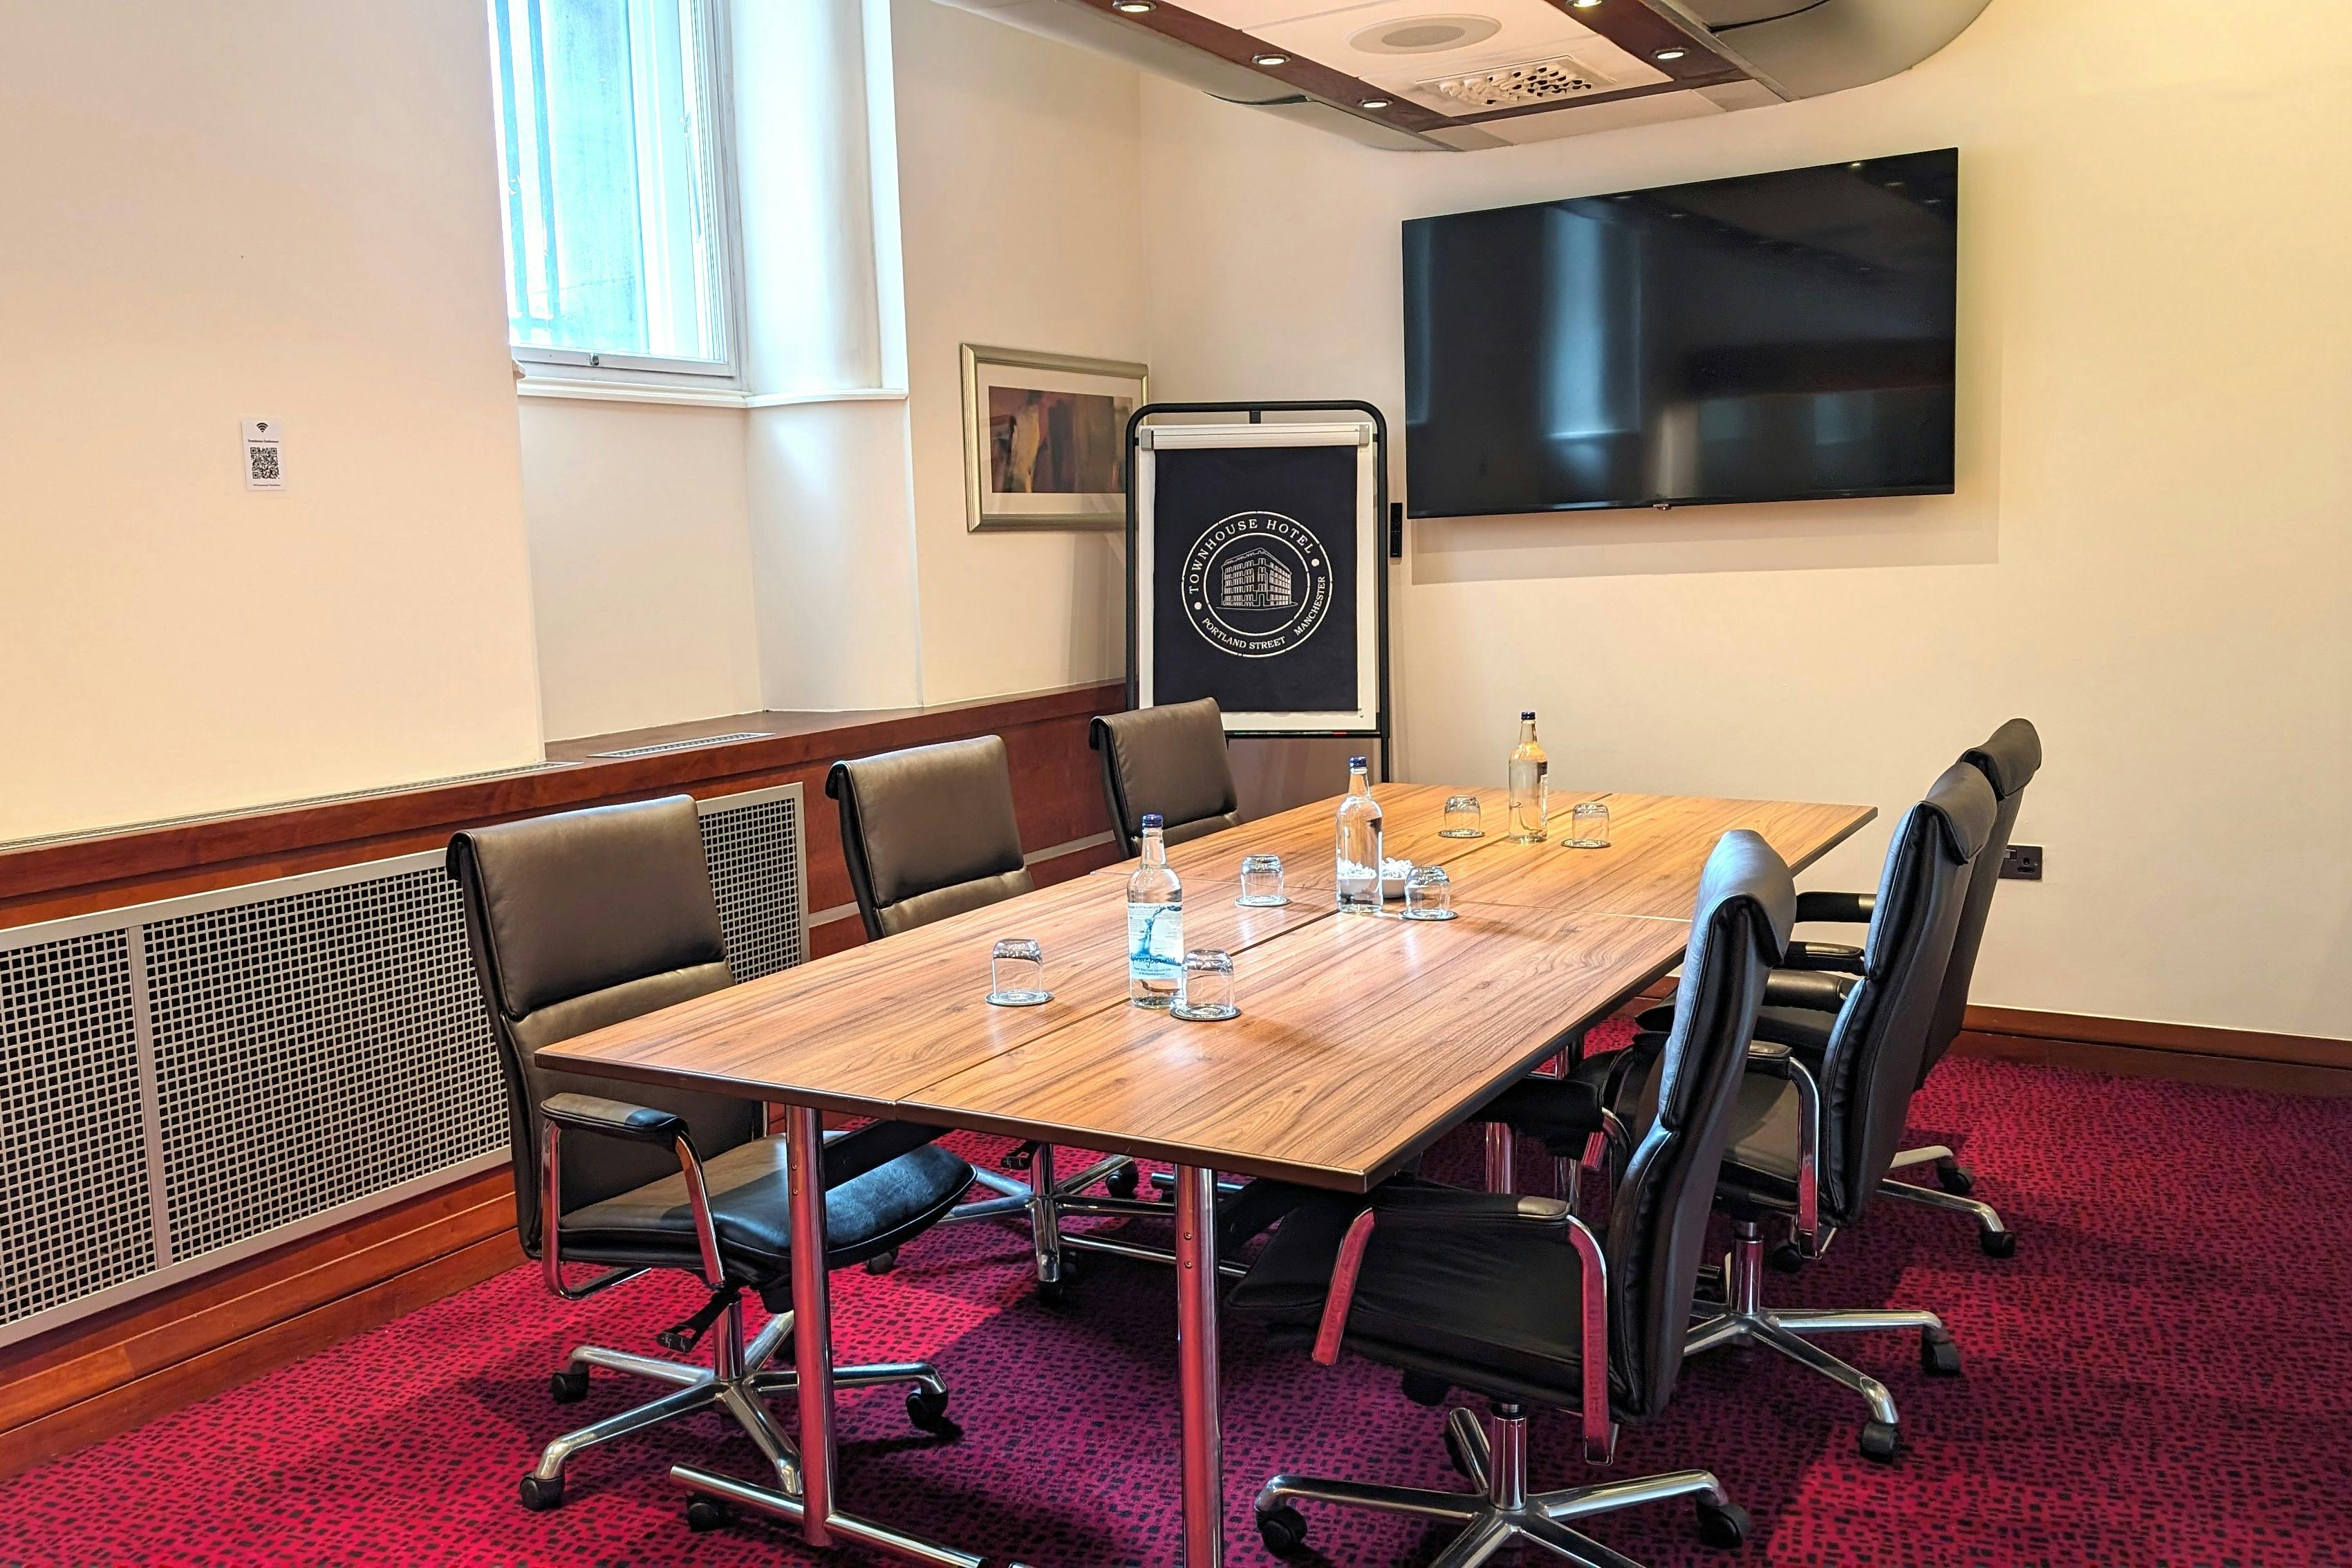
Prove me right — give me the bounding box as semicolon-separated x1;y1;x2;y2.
1349;14;1503;56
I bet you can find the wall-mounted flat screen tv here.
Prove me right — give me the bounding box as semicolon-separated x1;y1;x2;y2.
1402;149;1957;517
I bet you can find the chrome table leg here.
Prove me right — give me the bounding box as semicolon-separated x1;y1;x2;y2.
1175;1163;1224;1567
1484;1123;1517;1195
783;1105;837;1548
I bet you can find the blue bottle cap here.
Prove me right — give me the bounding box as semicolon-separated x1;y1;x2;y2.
1349;756;1368;769
1141;812;1164;828
1521;710;1536;720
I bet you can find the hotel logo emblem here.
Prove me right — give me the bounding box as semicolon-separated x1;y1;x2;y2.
1181;511;1333;658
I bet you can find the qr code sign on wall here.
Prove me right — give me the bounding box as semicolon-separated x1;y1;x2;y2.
242;419;284;491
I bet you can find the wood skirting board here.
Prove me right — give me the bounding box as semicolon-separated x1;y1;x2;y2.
1951;1005;2352;1096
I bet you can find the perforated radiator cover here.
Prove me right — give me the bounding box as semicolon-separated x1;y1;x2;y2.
0;783;805;1343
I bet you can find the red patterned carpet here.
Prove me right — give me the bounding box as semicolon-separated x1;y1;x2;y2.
5;1051;2351;1567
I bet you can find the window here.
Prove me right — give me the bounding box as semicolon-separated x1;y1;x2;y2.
487;0;738;384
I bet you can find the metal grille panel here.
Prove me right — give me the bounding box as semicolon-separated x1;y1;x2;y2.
0;781;803;1343
144;868;503;1263
702;789;804;982
1;932;154;1326
590;731;772;760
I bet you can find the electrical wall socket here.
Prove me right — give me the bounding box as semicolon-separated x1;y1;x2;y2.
1999;843;2043;881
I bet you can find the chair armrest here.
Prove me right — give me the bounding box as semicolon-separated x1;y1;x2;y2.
1781;940;1865;974
543;1092;689;1148
1473;1076;1604;1157
1762;969;1854;1015
537;1094;725;1295
1743;1044;1822;1241
1309;1186;1618;1464
822;1117;946;1186
1794;890;1874;926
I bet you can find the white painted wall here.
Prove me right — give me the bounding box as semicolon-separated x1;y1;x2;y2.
521;0;1146;722
0;0;546;841
1137;0;2352;1038
516;401;762;740
890;0;1143;703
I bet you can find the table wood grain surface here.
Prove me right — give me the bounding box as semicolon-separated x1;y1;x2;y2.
896;902;1694;1190
539;787;1872;1182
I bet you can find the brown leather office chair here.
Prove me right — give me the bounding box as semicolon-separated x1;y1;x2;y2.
1090;698;1242;857
447;796;969;1511
827;738;1141;1300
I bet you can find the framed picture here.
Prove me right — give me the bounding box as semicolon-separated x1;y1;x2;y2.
961;344;1148;531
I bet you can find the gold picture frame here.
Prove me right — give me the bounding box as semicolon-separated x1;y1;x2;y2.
961;344;1148;532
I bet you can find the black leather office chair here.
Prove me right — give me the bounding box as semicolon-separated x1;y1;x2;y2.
1643;718;2042;1257
447;796;972;1511
1611;761;2000;1462
827;738;1139;1299
1229;831;1796;1565
1090;698;1242;857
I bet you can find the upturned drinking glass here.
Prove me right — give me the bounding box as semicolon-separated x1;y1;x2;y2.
986;937;1052;1007
1564;801;1612;850
1440;793;1486;839
1170;949;1239;1022
1403;864;1457;921
1236;853;1289;908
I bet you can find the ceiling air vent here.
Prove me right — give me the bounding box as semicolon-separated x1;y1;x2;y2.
1421;53;1617;111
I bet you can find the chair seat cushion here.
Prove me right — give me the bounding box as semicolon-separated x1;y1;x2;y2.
560;1136;973;1294
1230;1183;1605;1413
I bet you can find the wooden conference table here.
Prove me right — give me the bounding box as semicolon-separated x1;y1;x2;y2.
539;783;1873;1566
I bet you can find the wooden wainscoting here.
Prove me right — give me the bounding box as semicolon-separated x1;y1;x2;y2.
0;681;1125;1480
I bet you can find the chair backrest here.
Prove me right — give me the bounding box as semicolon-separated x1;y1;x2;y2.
827;735;1033;940
1816;761;1999;1222
1919;718;2042;1079
1090;698;1242;856
447;796;760;1256
1607;830;1796;1418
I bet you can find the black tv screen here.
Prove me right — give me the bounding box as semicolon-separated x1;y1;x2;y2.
1402;150;1957;516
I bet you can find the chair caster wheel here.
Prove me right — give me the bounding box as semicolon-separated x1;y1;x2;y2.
684;1495;731;1533
1400;1371;1450;1408
1256;1504;1309;1556
1860;1421;1901;1464
1695;1500;1751;1549
864;1249;899;1275
1934;1157;1975;1196
907;1387;959;1435
1036;1273;1074;1307
1767;1241;1807;1275
1921;1326;1963;1376
548;1368;590;1404
518;1473;564;1511
1105;1163;1141;1200
1980;1228;2017;1259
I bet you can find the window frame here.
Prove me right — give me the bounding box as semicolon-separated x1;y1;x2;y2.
492;0;748;395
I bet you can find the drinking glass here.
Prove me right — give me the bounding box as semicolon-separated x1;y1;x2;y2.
986;937;1052;1007
1564;801;1612;850
1403;864;1457;921
1440;793;1485;839
1236;853;1289;908
1170;949;1240;1022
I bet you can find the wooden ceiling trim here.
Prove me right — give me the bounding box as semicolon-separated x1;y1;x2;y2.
1070;0;1455;134
1072;0;1764;142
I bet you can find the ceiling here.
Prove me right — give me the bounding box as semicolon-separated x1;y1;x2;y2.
935;0;1995;152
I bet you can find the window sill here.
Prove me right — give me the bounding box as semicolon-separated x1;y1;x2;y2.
515;376;909;410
